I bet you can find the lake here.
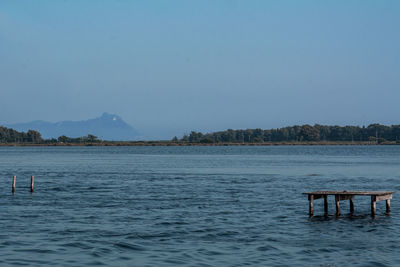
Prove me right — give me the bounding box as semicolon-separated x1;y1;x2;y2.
0;146;399;266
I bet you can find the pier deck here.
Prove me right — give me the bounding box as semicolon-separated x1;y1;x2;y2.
302;191;395;217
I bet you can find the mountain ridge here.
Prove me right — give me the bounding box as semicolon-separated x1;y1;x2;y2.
5;113;139;141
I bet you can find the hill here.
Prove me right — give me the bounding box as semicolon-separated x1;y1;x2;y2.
6;113;139;141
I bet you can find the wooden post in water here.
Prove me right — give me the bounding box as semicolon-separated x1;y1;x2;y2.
323;195;328;215
335;195;340;216
30;176;34;193
386;199;391;213
350;197;354;214
12;176;16;193
371;195;376;216
309;194;314;217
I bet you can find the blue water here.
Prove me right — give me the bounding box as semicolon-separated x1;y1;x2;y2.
0;146;399;266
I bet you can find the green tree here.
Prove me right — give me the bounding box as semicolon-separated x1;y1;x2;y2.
87;134;98;143
300;125;320;141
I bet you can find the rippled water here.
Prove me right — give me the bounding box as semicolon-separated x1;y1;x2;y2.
0;146;399;266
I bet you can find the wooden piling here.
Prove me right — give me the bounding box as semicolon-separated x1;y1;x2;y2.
350;197;354;214
309;194;314;217
12;175;16;193
323;195;328;215
371;195;376;216
30;176;34;193
386;199;391;213
335;195;340;216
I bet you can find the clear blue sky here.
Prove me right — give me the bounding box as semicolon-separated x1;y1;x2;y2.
1;0;399;139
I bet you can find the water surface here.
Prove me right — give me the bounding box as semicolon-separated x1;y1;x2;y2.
0;146;399;266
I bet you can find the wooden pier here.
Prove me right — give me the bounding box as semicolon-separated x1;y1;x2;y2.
303;191;394;217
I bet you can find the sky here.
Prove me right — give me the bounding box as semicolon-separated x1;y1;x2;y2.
0;0;399;139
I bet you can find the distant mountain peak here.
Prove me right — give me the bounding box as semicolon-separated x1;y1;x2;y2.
6;113;139;141
101;112;115;118
101;112;124;122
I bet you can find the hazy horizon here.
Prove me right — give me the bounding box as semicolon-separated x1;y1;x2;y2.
4;111;400;141
1;1;399;139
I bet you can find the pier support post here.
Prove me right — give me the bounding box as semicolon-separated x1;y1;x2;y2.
12;176;16;193
309;195;314;217
335;195;340;216
371;195;376;216
386;199;391;214
30;176;34;193
323;195;328;215
350;197;354;214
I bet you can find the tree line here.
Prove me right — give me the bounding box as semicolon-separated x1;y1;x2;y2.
45;134;100;144
0;126;100;144
2;124;400;145
178;124;400;144
0;126;43;143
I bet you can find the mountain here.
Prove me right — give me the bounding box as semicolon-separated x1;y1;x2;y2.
6;113;139;141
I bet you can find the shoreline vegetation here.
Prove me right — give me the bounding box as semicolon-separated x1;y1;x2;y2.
0;141;398;146
1;124;400;146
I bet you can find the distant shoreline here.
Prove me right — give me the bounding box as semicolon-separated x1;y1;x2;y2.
2;123;400;146
0;141;398;147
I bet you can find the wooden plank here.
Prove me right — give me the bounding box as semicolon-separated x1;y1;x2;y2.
376;194;392;202
308;194;323;200
338;195;352;201
303;191;395;196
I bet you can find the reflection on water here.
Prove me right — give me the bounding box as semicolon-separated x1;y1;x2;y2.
0;146;399;266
